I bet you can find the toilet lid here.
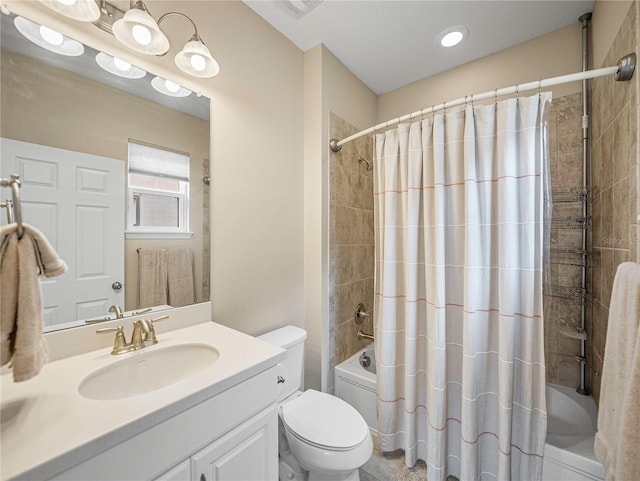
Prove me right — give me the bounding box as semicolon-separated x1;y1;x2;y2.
281;389;369;449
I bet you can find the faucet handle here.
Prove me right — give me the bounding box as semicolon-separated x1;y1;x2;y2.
144;315;170;345
97;325;130;355
149;315;170;324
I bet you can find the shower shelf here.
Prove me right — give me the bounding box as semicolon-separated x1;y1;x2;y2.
548;248;599;267
544;285;593;304
559;327;588;341
552;186;599;203
547;215;592;230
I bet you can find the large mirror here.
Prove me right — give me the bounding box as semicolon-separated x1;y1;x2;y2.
0;12;210;331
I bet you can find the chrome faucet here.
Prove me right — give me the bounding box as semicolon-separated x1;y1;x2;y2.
97;315;170;355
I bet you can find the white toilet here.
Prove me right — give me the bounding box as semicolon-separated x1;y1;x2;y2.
258;326;373;481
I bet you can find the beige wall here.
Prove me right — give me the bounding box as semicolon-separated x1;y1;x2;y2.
593;0;634;69
304;45;376;390
5;1;306;338
1;49;209;311
377;23;583;123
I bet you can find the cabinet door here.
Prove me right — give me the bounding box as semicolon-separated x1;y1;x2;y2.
191;405;278;481
154;460;191;481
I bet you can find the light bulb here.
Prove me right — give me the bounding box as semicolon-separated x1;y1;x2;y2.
440;31;464;47
57;0;77;5
190;54;206;72
132;24;151;46
113;57;131;71
39;25;64;46
165;80;180;93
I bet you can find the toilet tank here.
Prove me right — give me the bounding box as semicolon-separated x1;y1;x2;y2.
258;326;307;401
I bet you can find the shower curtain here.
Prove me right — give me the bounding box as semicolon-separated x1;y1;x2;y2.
373;93;550;481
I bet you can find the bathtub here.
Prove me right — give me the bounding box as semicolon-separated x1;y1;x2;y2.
335;344;605;481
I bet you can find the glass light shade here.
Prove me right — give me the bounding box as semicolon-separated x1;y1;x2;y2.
38;0;100;22
112;6;169;55
39;25;64;45
95;52;147;79
14;16;84;56
150;76;191;97
175;38;220;78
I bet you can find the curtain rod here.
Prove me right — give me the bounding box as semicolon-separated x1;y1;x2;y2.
329;53;636;152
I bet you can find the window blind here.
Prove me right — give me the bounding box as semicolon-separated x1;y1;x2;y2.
128;141;190;182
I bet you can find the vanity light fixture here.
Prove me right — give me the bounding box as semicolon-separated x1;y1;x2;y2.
151;76;192;97
95;52;147;79
38;0;220;78
14;15;84;56
39;0;100;22
437;26;469;48
112;1;168;55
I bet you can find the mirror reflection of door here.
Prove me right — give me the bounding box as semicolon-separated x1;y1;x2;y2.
1;138;125;330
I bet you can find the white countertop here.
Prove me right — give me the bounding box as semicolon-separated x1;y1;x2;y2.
0;321;285;480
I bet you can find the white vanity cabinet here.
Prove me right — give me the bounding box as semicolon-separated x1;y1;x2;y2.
153;460;191;481
153;406;278;481
189;405;278;481
47;366;280;481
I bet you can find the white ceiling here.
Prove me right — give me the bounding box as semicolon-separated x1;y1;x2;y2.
244;0;595;95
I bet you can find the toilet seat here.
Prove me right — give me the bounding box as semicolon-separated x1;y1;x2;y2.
280;389;370;450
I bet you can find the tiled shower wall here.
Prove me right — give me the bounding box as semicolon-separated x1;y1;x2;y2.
545;93;586;388
589;1;640;404
328;112;375;394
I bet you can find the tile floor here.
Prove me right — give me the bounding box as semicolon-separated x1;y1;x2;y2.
358;435;427;481
359;435;458;481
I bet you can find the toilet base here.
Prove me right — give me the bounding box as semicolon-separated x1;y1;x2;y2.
279;451;307;481
279;452;361;481
308;469;360;481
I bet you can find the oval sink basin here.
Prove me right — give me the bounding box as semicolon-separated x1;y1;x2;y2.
79;344;219;401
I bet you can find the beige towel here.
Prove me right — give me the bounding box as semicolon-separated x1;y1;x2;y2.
0;223;68;382
137;248;168;309
594;262;640;481
167;247;195;307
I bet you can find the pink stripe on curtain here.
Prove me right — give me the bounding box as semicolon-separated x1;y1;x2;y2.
373;94;550;481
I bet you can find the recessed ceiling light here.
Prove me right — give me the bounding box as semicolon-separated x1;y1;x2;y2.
14;16;84;56
437;26;468;48
280;0;322;18
150;76;191;97
95;52;147;79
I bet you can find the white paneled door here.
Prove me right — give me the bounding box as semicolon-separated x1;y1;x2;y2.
1;138;125;328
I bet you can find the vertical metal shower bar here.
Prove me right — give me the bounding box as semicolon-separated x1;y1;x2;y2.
577;12;592;396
